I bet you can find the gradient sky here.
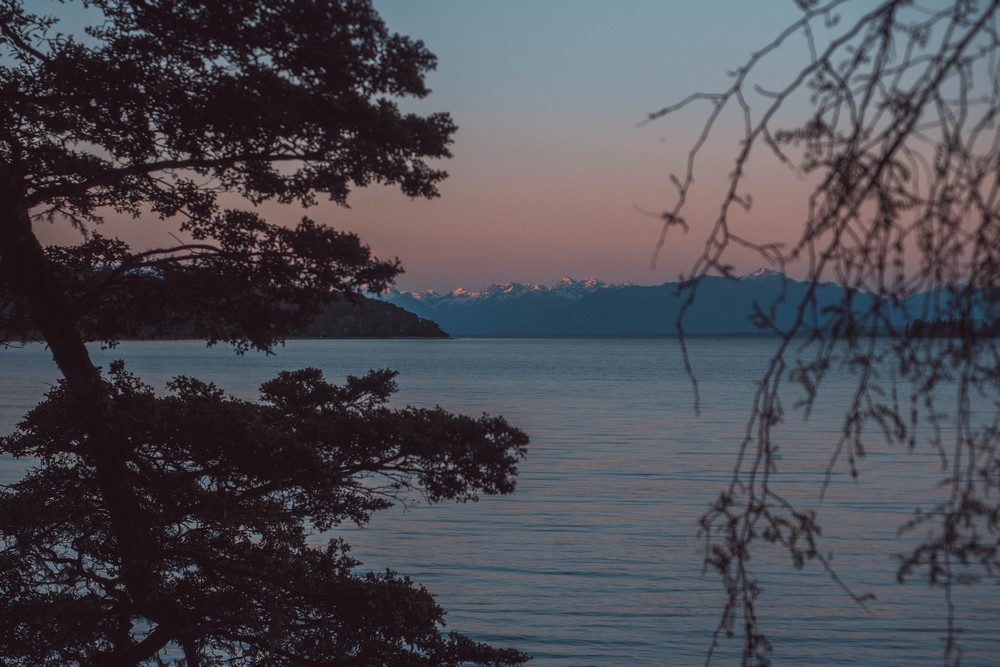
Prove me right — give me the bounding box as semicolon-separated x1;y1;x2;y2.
38;1;853;292
344;0;818;292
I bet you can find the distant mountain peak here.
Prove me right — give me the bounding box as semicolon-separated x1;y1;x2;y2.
385;276;635;304
741;267;784;281
379;271;936;337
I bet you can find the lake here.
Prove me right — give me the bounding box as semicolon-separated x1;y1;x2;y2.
1;337;996;666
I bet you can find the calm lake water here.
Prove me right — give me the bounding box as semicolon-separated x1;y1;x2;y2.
1;337;996;666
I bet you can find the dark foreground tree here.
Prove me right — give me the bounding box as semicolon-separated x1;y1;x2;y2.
0;1;527;664
646;1;1000;665
0;364;526;665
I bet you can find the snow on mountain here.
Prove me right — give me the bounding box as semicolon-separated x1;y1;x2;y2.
375;270;955;337
740;267;784;281
380;269;786;307
385;276;635;305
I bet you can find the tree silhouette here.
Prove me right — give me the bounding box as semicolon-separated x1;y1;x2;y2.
646;1;1000;665
0;1;527;664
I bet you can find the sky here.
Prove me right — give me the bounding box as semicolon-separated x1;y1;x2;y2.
337;0;818;292
38;0;851;293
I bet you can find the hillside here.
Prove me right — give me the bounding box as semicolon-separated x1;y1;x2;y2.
297;297;447;338
1;293;449;343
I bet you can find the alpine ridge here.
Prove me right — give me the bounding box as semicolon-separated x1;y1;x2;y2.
379;271;982;337
390;276;635;304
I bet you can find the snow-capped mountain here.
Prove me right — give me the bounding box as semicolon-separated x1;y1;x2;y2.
380;273;817;336
740;267;784;281
377;270;948;337
385;276;634;306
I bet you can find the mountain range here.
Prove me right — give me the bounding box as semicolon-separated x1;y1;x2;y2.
378;270;948;337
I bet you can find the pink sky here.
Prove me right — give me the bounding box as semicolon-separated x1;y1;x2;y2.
36;1;837;293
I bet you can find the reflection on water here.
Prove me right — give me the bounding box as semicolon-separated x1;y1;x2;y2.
1;338;996;666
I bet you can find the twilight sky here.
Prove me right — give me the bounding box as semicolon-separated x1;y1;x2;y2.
345;0;815;292
39;0;856;292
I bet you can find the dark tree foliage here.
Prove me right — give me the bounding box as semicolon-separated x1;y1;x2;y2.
646;1;1000;665
0;1;528;664
2;225;400;349
0;364;527;665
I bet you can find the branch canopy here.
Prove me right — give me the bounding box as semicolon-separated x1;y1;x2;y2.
0;0;456;221
0;364;528;665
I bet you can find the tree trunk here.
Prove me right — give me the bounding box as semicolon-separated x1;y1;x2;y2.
0;169;170;655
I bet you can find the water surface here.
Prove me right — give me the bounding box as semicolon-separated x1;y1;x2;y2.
1;338;995;665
